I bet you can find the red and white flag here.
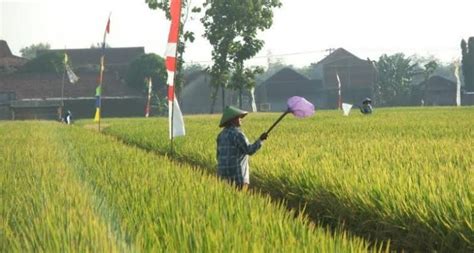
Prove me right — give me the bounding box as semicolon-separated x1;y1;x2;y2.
165;0;185;139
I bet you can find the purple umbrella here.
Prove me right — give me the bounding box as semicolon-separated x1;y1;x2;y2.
265;96;315;134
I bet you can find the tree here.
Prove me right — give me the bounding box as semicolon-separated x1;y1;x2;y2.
202;0;281;111
21;52;63;74
229;66;264;108
183;63;206;76
19;43;50;59
423;61;438;81
126;53;167;96
461;37;474;92
145;0;201;98
375;53;418;106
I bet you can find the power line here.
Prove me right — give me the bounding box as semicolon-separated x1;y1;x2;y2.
186;46;461;65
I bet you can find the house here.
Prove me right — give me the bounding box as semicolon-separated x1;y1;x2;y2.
180;70;254;114
421;75;457;106
255;67;322;111
0;40;27;72
0;44;148;120
0;71;144;120
317;48;376;108
42;47;145;77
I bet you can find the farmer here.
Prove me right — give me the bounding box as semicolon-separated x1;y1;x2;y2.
217;106;268;190
360;97;373;114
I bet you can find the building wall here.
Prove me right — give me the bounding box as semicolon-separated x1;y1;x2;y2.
12;107;60;120
63;98;146;119
424;91;455;106
322;58;375;108
0;105;10;120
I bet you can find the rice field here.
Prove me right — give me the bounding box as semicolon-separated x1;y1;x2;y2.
1;121;382;252
99;107;474;252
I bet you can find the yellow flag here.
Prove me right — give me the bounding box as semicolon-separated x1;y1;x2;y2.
94;108;100;122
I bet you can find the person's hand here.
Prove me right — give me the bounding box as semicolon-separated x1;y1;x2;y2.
259;132;268;141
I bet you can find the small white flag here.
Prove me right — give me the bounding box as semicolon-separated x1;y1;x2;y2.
342;103;352;116
454;61;461;106
169;98;185;139
65;64;79;84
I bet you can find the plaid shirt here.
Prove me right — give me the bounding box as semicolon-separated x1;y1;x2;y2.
217;126;262;186
360;104;373;114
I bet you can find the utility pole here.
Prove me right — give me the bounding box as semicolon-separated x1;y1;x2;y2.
324;48;336;56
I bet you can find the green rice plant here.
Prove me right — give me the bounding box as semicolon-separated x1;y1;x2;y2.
1;121;381;252
100;107;474;251
0;122;120;252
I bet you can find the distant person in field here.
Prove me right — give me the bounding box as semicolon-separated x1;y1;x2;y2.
359;97;373;114
216;106;268;190
64;110;72;124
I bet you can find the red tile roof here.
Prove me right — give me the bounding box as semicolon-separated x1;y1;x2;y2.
0;40;27;67
43;47;144;67
0;71;143;99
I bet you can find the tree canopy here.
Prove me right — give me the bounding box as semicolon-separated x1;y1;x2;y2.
126;53;167;93
375;53;418;106
461;37;474;92
202;0;281;110
19;43;51;60
21;52;63;74
145;0;200;97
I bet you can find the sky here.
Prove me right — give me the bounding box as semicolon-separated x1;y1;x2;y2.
1;0;473;68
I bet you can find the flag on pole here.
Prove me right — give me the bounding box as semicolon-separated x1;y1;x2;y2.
165;0;185;139
454;61;462;106
342;103;352;116
94;85;101;122
93;14;111;122
145;77;153;117
336;72;342;109
105;17;111;34
64;54;79;84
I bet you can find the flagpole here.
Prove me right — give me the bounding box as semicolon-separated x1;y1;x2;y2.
61;55;66;121
145;77;152;117
168;0;182;155
336;70;342;110
97;12;111;132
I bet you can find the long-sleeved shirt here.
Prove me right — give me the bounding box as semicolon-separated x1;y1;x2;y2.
360;104;373;114
216;126;262;186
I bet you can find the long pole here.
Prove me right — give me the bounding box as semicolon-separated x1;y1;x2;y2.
336;70;342;110
145;77;152;117
166;0;182;155
97;13;111;132
60;58;66;121
265;109;290;134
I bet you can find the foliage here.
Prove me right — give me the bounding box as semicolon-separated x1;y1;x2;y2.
104;108;474;252
229;66;264;107
182;63;206;76
20;52;63;74
1;121;377;252
19;42;50;59
202;0;281;111
126;53;166;94
461;37;474;92
422;60;438;81
145;0;201;97
375;53;418;106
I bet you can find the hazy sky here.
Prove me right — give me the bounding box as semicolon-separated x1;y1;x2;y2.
1;0;473;67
